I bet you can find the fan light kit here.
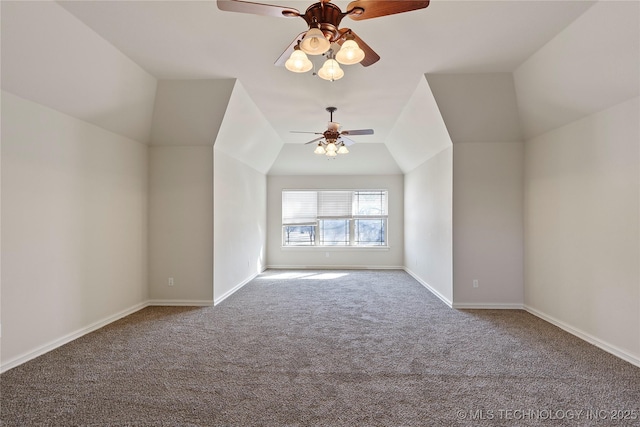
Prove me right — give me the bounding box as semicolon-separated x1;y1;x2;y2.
218;0;430;81
292;107;374;158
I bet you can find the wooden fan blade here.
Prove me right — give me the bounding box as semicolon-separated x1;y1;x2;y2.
347;0;429;21
337;29;380;67
275;32;306;66
217;0;300;18
340;136;356;146
304;137;325;145
341;129;374;136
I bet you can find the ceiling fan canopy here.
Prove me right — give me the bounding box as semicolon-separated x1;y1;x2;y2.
291;107;374;157
217;0;430;74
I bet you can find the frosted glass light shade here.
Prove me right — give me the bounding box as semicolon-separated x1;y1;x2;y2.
337;145;349;154
326;150;338;157
335;40;365;65
326;142;337;152
285;50;313;73
318;59;344;81
300;28;330;55
314;144;326;154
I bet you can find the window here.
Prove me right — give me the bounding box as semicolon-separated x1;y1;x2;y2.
282;190;388;247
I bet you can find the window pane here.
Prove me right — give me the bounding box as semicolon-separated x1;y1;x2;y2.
355;219;385;245
353;191;387;216
319;220;349;246
283;225;316;246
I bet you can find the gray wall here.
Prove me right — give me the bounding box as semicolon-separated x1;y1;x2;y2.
453;142;524;307
148;146;214;303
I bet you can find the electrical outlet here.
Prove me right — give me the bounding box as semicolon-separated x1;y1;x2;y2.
473;279;479;288
168;277;174;287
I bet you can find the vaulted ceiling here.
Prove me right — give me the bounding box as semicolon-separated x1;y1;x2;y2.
5;0;628;175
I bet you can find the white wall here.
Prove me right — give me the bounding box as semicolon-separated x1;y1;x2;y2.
453;142;524;307
148;146;214;303
515;0;639;366
267;175;404;269
404;147;453;304
524;97;639;364
1;1;156;372
1;92;149;370
213;150;267;304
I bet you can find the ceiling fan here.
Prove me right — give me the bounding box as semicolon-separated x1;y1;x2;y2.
217;0;430;80
292;107;373;157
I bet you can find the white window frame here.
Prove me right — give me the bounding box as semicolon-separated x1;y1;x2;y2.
282;190;388;248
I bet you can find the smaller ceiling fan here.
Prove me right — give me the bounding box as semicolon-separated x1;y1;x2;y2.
292;107;374;157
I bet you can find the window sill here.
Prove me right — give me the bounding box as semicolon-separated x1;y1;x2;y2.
281;246;390;251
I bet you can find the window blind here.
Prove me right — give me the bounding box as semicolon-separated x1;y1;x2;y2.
317;191;353;218
283;190;387;223
282;191;317;225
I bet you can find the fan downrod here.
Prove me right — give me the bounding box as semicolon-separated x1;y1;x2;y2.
326;106;337;121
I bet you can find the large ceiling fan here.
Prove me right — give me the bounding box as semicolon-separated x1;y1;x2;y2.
292;107;374;157
217;0;430;80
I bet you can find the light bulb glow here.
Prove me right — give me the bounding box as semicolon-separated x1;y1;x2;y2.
336;39;365;65
326;150;338;157
285;50;313;73
300;28;330;55
318;59;344;81
326;142;337;152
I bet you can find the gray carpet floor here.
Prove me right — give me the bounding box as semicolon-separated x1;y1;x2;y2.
1;270;639;426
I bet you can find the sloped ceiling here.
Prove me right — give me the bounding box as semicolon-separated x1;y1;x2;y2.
5;0;617;174
514;1;640;139
215;80;284;173
1;1;156;143
426;73;523;144
385;75;452;173
151;79;235;146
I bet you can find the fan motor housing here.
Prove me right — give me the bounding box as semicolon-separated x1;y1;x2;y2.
323;130;340;141
302;2;345;41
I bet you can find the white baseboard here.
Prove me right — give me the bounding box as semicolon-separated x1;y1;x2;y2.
453;302;524;310
404;267;453;308
266;265;404;270
525;305;640;368
0;302;148;374
214;271;264;305
147;300;213;306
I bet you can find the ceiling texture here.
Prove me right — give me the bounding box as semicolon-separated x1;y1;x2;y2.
18;1;598;173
